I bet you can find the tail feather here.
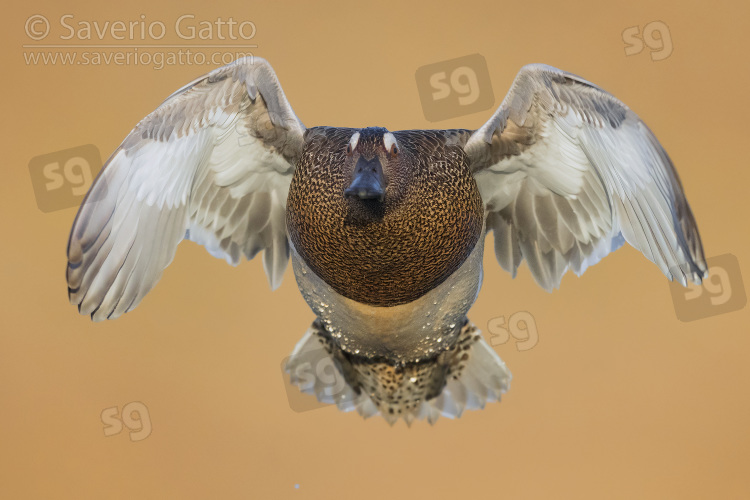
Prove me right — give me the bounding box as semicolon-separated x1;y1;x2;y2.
285;320;511;425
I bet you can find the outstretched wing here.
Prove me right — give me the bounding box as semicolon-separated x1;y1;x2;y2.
465;64;706;290
67;57;306;321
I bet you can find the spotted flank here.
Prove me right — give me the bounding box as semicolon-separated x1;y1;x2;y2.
285;320;511;425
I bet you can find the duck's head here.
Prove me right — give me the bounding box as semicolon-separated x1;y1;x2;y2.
343;127;400;203
287;125;483;307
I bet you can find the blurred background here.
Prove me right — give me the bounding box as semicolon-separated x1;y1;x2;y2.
2;0;749;498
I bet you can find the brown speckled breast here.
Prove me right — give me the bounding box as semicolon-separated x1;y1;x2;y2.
286;126;483;307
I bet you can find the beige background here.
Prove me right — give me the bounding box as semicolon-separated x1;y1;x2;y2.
2;0;749;498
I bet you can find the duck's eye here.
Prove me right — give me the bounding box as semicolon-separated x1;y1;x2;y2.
383;132;399;157
347;132;360;156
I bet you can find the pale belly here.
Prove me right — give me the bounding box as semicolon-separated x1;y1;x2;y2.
290;234;486;363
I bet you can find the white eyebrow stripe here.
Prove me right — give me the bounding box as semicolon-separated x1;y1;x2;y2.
348;132;361;151
383;132;398;152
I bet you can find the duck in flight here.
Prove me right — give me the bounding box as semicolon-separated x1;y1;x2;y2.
67;57;707;424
